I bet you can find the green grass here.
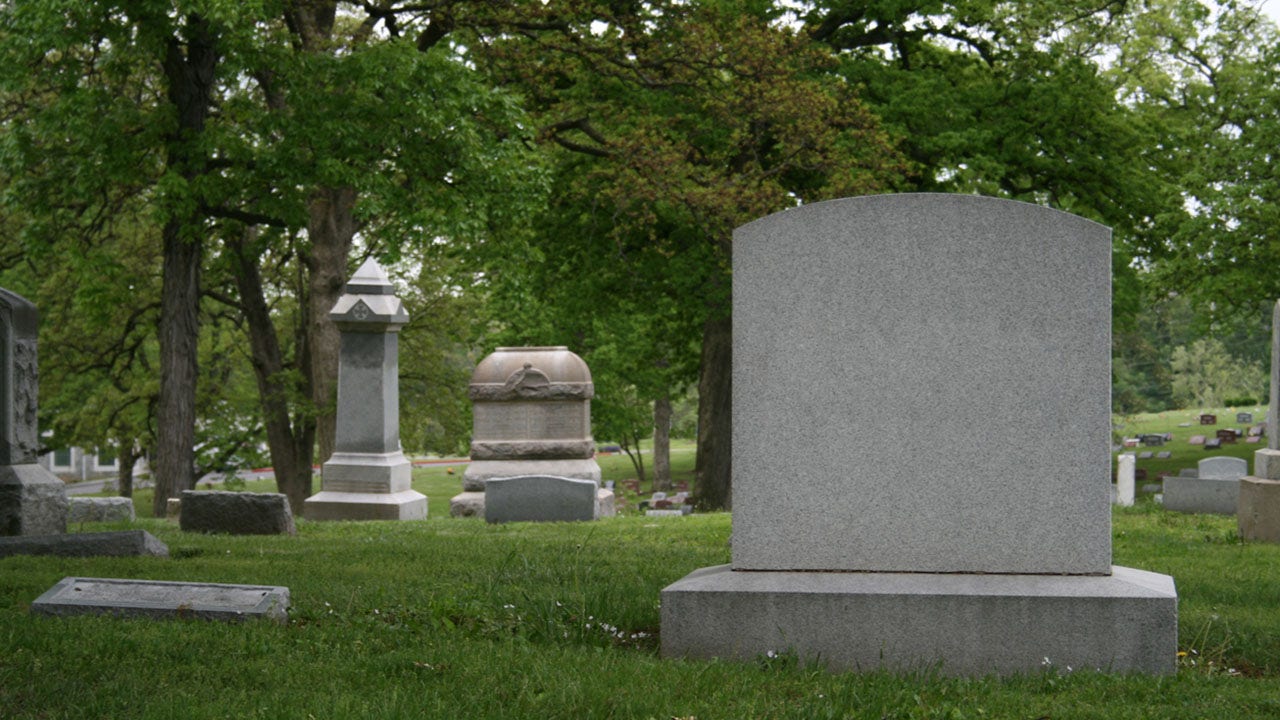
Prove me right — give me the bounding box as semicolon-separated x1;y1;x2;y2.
6;502;1280;718
1114;405;1267;483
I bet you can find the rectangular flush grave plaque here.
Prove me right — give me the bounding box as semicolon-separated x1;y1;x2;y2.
30;577;290;623
732;194;1112;575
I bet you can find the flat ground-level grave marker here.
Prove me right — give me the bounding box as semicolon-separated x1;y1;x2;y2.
30;577;290;623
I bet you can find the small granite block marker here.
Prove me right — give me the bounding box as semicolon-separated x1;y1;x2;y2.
181;491;296;535
31;577;288;623
304;260;426;521
1239;478;1280;543
68;497;136;524
449;346;614;520
661;194;1176;676
0;288;67;536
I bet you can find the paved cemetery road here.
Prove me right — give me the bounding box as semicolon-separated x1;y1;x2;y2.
65;457;471;496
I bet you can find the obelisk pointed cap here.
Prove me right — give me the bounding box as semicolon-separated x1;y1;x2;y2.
344;258;396;295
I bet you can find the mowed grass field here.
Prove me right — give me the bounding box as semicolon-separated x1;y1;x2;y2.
5;435;1280;718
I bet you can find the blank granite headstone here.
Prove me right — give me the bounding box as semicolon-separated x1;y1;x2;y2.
1163;456;1247;515
484;475;600;523
1156;451;1172;459
1188;435;1206;445
0;288;67;536
31;577;288;623
181;491;296;535
661;194;1176;676
304;259;426;521
1238;412;1254;424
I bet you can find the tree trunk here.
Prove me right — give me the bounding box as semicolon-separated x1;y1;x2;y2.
693;312;732;510
151;14;217;518
230;236;317;513
153;220;202;517
304;187;356;465
653;394;672;491
115;441;137;498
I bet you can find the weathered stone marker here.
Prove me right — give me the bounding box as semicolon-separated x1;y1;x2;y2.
304;260;427;521
449;346;613;520
181;490;296;535
0;530;167;558
0;288;67;536
661;194;1177;676
31;577;288;623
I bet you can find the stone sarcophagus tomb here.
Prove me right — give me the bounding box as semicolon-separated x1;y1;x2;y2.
450;346;612;520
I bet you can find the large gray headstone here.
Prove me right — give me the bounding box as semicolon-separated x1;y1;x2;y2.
733;194;1110;575
661;194;1177;676
0;288;67;536
304;259;426;521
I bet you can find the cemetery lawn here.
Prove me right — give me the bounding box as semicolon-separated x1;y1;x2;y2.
3;503;1280;719
1113;405;1268;484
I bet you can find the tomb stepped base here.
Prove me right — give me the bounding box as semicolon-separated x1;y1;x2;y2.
303;490;426;521
661;564;1177;677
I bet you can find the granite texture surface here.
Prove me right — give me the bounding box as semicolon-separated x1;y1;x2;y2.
0;530;167;558
732;194;1112;574
31;576;288;623
1239;477;1280;543
180;491;296;535
661;564;1177;676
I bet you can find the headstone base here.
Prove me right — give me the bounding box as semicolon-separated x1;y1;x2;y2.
1162;477;1239;515
1254;448;1280;480
320;451;412;493
1238;477;1280;543
449;491;485;518
462;458;601;492
303;489;426;521
661;564;1177;677
0;464;68;536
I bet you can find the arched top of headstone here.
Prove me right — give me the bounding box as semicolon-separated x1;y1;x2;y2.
469;347;593;401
